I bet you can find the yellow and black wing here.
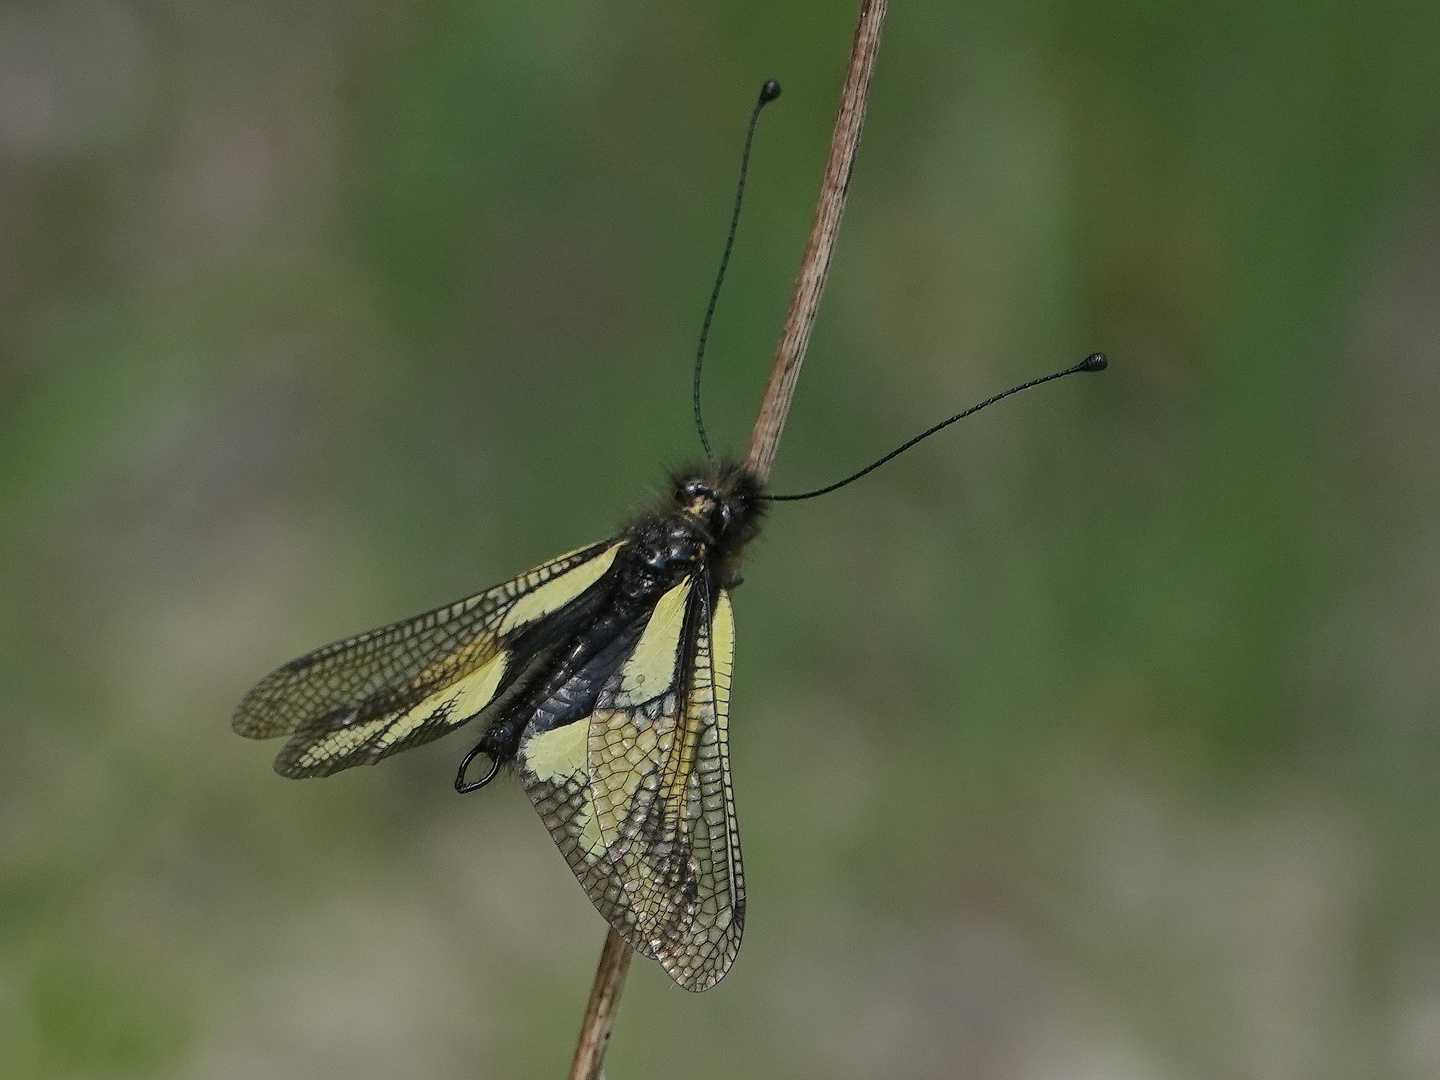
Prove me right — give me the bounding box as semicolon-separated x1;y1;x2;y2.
516;574;744;991
233;540;624;777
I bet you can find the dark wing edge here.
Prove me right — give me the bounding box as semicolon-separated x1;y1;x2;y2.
232;539;619;777
518;572;745;991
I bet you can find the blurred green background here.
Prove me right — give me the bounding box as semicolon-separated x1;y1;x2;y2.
4;0;1440;1077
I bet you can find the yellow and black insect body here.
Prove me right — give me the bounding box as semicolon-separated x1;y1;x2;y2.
234;460;764;989
231;78;1108;993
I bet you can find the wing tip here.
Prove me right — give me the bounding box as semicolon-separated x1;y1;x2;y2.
662;942;741;992
230;698;269;739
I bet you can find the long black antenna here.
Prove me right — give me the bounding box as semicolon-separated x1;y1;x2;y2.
693;79;783;458
763;353;1109;501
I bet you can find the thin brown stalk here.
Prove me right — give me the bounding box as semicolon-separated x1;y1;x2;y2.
565;2;887;1075
566;927;633;1080
745;0;888;484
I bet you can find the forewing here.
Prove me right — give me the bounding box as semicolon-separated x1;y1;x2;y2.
517;575;744;991
233;540;623;777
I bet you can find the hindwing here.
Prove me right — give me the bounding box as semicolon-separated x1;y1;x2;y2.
233;540;623;777
517;573;744;991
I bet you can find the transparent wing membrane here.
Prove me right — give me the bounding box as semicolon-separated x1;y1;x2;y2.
518;578;744;990
233;541;620;777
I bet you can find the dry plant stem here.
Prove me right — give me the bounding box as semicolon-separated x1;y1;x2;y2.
567;927;633;1080
565;3;888;1076
744;0;889;484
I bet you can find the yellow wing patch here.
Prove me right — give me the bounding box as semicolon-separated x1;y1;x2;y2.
522;718;588;781
612;577;691;706
443;651;510;720
374;651;509;751
712;589;734;744
497;543;621;635
520;720;606;855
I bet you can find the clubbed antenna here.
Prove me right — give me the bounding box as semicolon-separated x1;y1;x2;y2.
764;353;1109;501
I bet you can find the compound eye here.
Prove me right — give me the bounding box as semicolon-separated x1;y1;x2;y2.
717;503;733;531
679;479;706;500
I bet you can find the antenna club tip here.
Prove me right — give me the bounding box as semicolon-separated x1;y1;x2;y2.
1079;352;1108;372
759;79;782;104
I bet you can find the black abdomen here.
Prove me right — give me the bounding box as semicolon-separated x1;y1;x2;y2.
479;534;699;761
